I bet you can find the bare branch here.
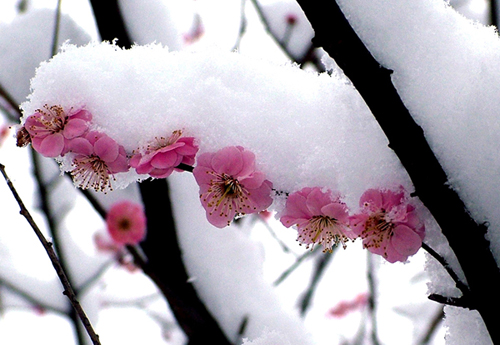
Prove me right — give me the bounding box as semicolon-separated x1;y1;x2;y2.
0;163;101;345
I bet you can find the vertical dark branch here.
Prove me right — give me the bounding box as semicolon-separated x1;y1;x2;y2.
88;2;231;343
30;150;86;345
366;254;381;345
88;0;133;48
295;1;500;343
298;249;334;316
139;179;232;344
491;0;499;28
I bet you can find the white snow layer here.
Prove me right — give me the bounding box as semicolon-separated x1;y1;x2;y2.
21;41;412;207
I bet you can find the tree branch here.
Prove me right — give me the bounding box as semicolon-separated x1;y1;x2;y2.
0;163;101;345
295;1;500;343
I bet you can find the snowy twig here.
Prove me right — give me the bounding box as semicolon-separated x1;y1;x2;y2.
232;0;248;51
366;253;381;345
273;246;319;286
417;306;444;345
0;163;101;345
428;294;474;309
296;1;500;342
0;275;65;315
298;249;334;316
249;0;322;69
0;82;21;122
50;0;62;57
30;150;87;345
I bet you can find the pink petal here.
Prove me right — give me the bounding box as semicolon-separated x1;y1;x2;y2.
67;137;93;155
321;203;349;223
107;153;130;174
63;118;89;139
70;109;92;122
390;224;423;257
149;167;175;178
240;171;265;189
305;187;331;215
37;134;64;157
359;189;383;209
238;149;257;178
94;136;119;162
151;150;179;169
211;146;243;175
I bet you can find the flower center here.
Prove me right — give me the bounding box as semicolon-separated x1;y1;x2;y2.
70;155;113;193
299;215;349;252
118;218;131;231
201;172;254;225
36;105;67;134
361;211;394;252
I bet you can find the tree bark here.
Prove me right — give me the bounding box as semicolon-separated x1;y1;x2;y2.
296;1;500;343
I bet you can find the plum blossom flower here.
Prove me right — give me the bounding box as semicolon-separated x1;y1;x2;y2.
130;130;198;178
193;146;273;228
349;188;425;263
68;131;129;192
327;293;368;318
280;187;352;252
106;200;147;246
94;233;139;272
23;105;92;157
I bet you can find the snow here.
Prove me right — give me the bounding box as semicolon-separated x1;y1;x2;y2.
2;0;500;344
21;42;413;207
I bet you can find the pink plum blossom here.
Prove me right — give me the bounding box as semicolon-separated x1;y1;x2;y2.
327;293;368;318
130;130;198;178
94;233;139;272
280;187;352;252
106;200;147;246
23;105;92;157
193;146;273;228
68;131;129;192
349;188;425;263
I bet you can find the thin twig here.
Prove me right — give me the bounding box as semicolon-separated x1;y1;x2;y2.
418;306;445;345
51;0;63;58
299;250;333;316
273;246;319;286
0;163;101;345
366;253;381;345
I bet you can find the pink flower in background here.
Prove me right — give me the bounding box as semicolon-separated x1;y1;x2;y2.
24;105;92;157
68;131;129;192
280;187;352;252
193;146;273;228
130;130;198;178
106;200;147;246
94;233;139;272
349;188;425;263
327;293;369;318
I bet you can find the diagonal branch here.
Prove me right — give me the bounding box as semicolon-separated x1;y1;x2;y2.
0;163;101;345
295;1;500;343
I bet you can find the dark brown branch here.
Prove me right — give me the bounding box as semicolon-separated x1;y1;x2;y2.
139;179;232;345
0;163;101;345
295;1;500;343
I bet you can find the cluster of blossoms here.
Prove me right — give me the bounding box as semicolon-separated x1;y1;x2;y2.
18;105;425;263
280;186;425;262
18;105;198;192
